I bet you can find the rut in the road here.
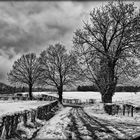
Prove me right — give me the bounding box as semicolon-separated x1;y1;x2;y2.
69;107;129;140
77;109;115;139
82;109;140;139
68;109;83;140
74;108;116;140
73;108;99;140
87;114;134;139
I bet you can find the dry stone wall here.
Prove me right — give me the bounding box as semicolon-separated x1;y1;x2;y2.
0;100;58;139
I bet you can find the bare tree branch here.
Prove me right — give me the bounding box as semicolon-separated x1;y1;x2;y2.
8;53;42;100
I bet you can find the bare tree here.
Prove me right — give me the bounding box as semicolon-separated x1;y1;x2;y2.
73;0;140;114
39;43;80;104
8;53;42;100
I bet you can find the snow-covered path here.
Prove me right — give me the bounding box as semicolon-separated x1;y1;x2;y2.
35;107;73;139
74;108;140;140
35;106;140;140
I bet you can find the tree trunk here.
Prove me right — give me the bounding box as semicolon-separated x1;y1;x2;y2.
101;93;113;103
29;84;33;100
58;86;63;104
99;58;117;115
102;93;113;115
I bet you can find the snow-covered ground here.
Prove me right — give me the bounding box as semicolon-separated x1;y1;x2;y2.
84;103;140;124
1;91;139;139
0;100;53;117
36;107;73;139
62;91;139;103
84;104;140;139
1;91;140;118
35;104;140;140
22;91;138;101
28;91;140;106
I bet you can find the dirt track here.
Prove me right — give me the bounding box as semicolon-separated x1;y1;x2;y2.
67;107;140;140
35;106;140;140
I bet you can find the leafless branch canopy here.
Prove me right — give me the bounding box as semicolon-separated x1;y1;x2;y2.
73;0;140;102
39;43;81;89
8;53;42;87
73;0;140;85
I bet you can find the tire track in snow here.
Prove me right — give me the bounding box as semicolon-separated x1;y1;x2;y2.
87;115;135;139
78;109;122;138
34;106;139;140
70;107;131;140
68;108;83;140
83;110;140;139
75;108;117;140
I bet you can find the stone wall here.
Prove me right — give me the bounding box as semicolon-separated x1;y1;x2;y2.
0;100;58;139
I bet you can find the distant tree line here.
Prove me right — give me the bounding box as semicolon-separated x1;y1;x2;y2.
77;85;98;92
0;82;56;95
0;82;16;95
77;85;140;92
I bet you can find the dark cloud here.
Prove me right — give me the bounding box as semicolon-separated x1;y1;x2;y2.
0;1;84;55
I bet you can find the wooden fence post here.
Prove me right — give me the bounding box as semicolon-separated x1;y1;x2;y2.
131;106;134;117
123;105;125;116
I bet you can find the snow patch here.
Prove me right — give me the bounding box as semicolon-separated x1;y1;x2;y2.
36;107;72;139
84;103;140;139
0;100;54;117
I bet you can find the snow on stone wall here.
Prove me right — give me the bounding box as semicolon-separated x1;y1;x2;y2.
0;100;59;139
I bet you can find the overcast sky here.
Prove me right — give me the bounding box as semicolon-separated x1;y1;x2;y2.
0;1;140;84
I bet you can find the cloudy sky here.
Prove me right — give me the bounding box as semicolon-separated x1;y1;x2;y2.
0;1;140;84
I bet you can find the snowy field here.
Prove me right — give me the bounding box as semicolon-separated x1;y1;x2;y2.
63;91;139;103
30;91;140;106
25;91;138;101
62;91;140;107
0;100;53;117
0;91;140;118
